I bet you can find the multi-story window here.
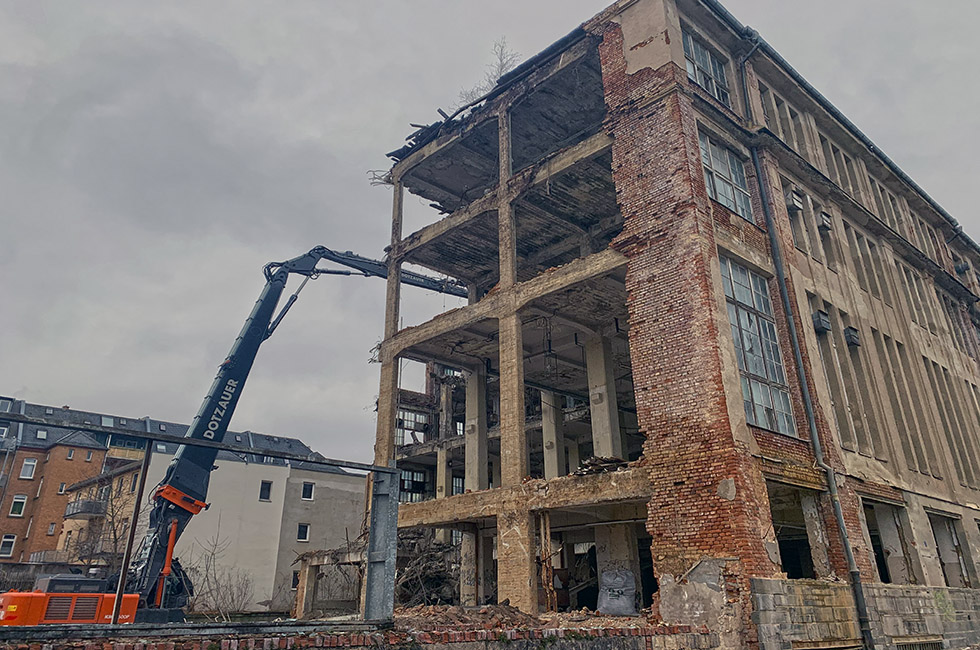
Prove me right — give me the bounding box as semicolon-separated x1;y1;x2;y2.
682;30;731;107
699;133;753;223
0;535;14;558
721;257;796;435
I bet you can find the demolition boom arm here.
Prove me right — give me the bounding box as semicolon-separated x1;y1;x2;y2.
128;246;465;609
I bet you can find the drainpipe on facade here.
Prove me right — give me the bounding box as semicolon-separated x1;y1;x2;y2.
736;30;874;648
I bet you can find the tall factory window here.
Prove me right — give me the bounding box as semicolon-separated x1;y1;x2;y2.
722;257;796;435
682;30;731;107
700;133;753;222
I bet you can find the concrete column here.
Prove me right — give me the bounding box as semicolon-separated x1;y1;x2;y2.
594;523;641;596
478;533;495;604
459;525;478;606
496;510;537;613
384;180;403;340
373;359;399;466
497;110;515;288
292;560;318;619
541;390;566;479
800;492;832;578
434;447;452;544
499;313;527;486
585;336;623;459
565;440;580;473
465;367;489;491
373;177;403;468
439;380;454;439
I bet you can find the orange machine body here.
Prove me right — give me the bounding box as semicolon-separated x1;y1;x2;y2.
0;591;139;626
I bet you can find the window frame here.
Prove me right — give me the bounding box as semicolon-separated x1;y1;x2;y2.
395;409;429;446
682;29;732;107
0;535;14;558
301;481;315;501
20;458;37;479
9;495;27;517
699;133;753;222
258;480;273;502
66;448;74;460
58;482;67;495
85;450;93;462
297;522;311;542
721;256;797;435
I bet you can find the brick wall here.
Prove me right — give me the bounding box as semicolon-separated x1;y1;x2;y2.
597;19;778;650
0;626;719;650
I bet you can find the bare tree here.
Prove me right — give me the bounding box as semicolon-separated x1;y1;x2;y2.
456;38;521;108
181;516;255;621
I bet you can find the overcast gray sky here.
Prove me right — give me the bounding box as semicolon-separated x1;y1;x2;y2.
2;1;977;462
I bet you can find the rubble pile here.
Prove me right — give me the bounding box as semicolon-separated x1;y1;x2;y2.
540;608;655;629
571;456;629;475
394;531;459;607
393;603;669;634
395;604;542;631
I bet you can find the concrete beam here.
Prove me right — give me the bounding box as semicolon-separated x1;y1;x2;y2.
384;248;626;361
394;192;499;261
397;467;651;528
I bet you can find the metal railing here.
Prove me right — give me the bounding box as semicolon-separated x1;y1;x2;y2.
64;498;107;519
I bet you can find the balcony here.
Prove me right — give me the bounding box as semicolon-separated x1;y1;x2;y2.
64;499;107;519
29;549;71;564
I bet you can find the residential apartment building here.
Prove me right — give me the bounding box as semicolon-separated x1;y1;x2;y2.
0;425;107;565
142;437;365;612
0;396;365;613
372;1;980;648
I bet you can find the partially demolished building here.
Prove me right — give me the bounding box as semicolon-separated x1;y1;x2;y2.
372;0;980;647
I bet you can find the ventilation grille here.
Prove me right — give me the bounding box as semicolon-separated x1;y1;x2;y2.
43;596;72;621
70;596;100;621
896;642;943;650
